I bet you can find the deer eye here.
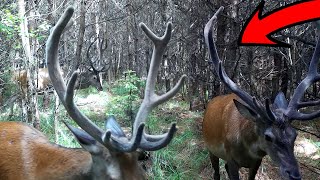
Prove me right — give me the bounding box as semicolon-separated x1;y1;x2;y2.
264;130;275;143
265;134;273;142
264;127;276;142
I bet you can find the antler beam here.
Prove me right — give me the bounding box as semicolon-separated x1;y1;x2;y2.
285;35;320;120
133;22;187;151
204;7;275;122
204;6;320;122
46;6;186;152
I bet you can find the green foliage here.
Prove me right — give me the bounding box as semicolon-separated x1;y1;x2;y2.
1;69;18;98
76;86;101;96
29;21;51;41
39;88;108;147
146;106;209;180
39;109;80;148
106;70;145;124
0;6;20;40
0;3;48;48
112;70;144;96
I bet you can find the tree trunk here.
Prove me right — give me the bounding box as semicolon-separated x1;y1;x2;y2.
18;0;40;128
73;0;86;72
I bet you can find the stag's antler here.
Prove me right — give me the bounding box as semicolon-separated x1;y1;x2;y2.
285;37;320;120
86;37;110;73
46;6;186;152
204;6;320;122
204;7;274;123
132;23;187;150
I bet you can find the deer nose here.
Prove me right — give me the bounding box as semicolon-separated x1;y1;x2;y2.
285;170;301;180
97;86;103;91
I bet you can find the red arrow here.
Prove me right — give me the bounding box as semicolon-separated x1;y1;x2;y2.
239;0;320;47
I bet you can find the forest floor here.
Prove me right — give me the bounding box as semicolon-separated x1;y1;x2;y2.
1;89;318;179
77;91;320;180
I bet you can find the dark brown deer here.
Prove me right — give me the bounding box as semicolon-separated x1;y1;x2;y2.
203;7;320;180
74;39;108;91
74;66;104;91
0;6;186;180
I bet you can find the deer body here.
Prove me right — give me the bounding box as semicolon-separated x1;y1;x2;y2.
13;68;57;97
13;70;28;92
13;68;55;91
203;94;266;169
0;121;145;180
36;68;51;90
13;67;103;93
0;122;91;180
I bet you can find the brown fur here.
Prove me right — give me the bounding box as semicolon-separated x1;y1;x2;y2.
13;68;56;94
203;94;263;167
116;152;146;180
0;122;147;180
0;122;92;180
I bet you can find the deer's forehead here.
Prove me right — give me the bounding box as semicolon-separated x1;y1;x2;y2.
269;108;289;124
270;123;296;138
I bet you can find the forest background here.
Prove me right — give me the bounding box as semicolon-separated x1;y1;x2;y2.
0;0;319;179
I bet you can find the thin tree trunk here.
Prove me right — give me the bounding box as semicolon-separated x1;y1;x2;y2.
73;0;86;72
18;0;39;128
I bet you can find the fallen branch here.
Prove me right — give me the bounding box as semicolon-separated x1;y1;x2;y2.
293;126;320;139
299;162;320;176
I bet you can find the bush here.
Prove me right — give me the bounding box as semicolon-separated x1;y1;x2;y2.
106;70;145;125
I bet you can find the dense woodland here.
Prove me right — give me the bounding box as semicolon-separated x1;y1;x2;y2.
0;0;319;179
1;0;320;126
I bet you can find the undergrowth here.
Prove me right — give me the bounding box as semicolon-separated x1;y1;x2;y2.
1;78;319;180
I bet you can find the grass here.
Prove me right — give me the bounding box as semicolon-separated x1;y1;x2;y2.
143;101;210;179
65;87;210;179
0;86;213;179
1;84;319;179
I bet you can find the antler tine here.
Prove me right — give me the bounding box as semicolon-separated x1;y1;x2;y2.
86;38;110;73
204;7;224;69
47;7;140;152
132;22;187;150
102;123;145;152
86;37;96;65
286;35;320;121
205;7;250;102
204;7;273;121
298;100;320;108
46;6;105;145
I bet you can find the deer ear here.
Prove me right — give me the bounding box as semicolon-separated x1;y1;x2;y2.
105;115;126;137
64;122;101;154
233;99;258;122
273;92;288;109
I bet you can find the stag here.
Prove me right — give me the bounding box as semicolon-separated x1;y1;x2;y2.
74;39;108;91
74;66;104;91
0;6;186;180
203;7;320;180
